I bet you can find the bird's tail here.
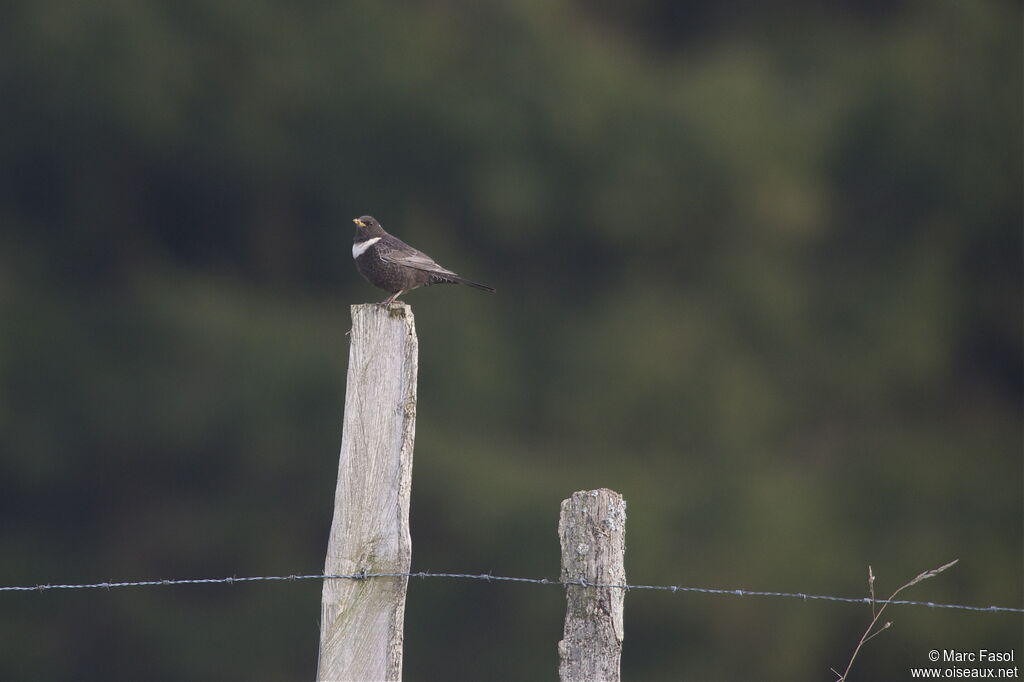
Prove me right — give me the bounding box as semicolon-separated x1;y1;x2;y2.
445;276;495;293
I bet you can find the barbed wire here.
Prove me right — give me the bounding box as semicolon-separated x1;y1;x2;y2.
0;570;1020;613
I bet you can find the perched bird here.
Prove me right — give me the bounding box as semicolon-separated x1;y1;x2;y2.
351;215;495;304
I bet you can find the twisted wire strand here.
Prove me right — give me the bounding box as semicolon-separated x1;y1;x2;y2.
0;571;1019;614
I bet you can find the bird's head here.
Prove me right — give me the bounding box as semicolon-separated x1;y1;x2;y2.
352;216;383;236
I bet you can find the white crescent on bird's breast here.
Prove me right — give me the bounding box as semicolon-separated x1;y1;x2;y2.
352;237;382;258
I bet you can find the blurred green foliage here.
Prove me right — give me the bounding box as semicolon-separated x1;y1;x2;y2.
0;0;1020;680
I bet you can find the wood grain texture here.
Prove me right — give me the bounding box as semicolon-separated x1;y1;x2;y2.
558;489;627;682
317;303;418;682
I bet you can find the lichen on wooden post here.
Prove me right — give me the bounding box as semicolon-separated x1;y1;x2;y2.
317;303;418;682
558;488;627;682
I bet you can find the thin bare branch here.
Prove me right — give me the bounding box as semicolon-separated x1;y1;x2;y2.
834;560;958;682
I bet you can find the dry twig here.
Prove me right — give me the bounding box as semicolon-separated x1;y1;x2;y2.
832;560;958;681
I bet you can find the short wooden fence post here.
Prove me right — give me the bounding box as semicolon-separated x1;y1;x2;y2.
558;488;627;682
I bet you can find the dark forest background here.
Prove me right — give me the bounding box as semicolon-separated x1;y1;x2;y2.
1;0;1021;680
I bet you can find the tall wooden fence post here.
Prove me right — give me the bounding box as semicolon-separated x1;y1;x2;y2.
558;488;627;682
317;303;418;682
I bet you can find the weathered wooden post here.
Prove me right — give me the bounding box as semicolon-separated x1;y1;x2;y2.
317;303;418;682
558;489;627;682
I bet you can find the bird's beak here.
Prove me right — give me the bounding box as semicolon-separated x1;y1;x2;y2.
352;218;365;227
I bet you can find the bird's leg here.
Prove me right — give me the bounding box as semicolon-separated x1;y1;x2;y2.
381;290;404;306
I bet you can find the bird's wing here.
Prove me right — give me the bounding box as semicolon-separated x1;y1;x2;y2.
378;239;459;276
